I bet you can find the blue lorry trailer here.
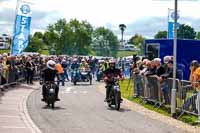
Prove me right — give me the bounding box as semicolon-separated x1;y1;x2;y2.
145;39;200;80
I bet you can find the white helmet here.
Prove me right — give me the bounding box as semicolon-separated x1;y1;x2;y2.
98;60;105;63
47;60;56;70
73;58;77;62
109;59;116;64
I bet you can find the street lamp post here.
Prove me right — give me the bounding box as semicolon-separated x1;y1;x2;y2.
171;0;178;116
119;24;126;46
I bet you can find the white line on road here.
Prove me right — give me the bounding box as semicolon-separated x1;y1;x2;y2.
0;115;19;118
82;91;88;94
65;87;73;92
2;126;27;129
60;86;88;94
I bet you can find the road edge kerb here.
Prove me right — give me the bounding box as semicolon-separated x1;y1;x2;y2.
97;83;200;133
19;84;43;133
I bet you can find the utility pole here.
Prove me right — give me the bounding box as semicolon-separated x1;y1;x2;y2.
171;0;178;117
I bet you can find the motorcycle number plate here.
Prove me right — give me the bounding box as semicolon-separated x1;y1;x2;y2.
114;86;120;91
49;88;54;93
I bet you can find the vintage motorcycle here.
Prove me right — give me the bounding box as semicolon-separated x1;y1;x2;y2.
71;68;92;85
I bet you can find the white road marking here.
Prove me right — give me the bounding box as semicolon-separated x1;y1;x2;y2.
65;87;73;92
2;126;27;129
0;115;19;118
60;86;88;94
82;91;88;94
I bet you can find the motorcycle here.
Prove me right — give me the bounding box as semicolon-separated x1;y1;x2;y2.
40;81;57;109
106;77;122;111
71;68;92;85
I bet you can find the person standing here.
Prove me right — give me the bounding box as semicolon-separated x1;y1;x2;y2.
61;59;70;81
56;62;65;86
25;57;35;84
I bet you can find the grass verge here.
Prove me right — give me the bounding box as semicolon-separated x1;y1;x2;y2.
0;49;10;54
117;51;136;57
119;79;200;126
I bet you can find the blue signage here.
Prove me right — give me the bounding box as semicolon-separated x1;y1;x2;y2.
168;9;180;39
168;22;174;39
12;2;32;55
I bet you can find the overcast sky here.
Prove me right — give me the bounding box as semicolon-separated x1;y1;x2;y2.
1;0;200;39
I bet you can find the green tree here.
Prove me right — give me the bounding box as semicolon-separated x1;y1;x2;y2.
44;18;93;55
196;32;200;39
25;34;46;52
154;31;167;39
129;34;145;55
93;27;119;57
69;19;93;55
34;32;43;39
177;24;196;39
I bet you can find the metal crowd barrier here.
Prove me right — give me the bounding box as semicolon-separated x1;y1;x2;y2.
132;74;200;122
176;80;200;121
0;65;41;89
133;74;162;106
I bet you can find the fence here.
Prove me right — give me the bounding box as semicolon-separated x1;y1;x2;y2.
132;73;200;122
0;64;41;89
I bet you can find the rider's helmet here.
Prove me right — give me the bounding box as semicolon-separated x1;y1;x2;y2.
109;59;116;64
109;59;116;68
98;60;104;64
73;58;78;62
47;60;56;70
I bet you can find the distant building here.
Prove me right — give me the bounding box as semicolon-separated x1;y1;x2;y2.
0;34;11;49
119;40;139;51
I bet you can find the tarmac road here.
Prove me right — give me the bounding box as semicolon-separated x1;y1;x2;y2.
27;81;187;133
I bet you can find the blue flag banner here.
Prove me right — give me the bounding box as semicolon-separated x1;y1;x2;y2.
12;1;32;55
168;9;180;39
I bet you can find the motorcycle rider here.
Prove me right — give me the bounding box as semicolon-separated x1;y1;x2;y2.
103;59;124;102
71;58;80;70
41;60;60;101
80;59;90;72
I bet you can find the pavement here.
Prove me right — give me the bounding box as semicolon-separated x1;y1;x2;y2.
27;81;190;133
0;83;41;133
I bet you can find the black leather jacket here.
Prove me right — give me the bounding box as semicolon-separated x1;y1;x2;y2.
42;67;57;82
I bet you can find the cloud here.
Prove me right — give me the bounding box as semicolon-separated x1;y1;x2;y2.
0;0;12;3
0;5;63;35
107;16;200;39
